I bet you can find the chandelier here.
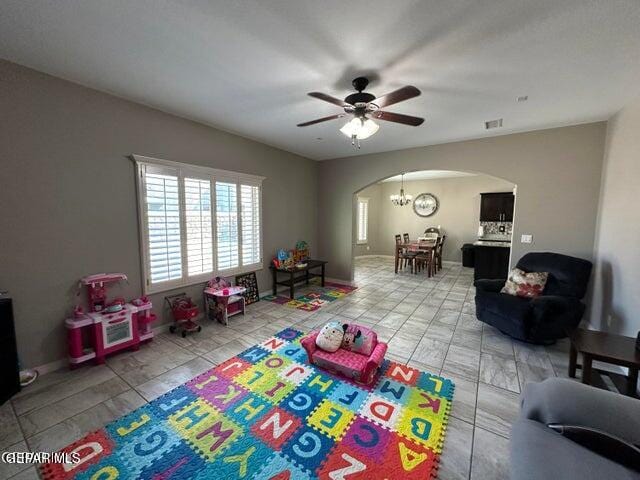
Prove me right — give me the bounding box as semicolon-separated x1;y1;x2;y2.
390;173;412;206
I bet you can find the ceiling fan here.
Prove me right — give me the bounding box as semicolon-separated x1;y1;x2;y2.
297;77;424;148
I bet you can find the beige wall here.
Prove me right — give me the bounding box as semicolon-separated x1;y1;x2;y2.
0;60;318;368
371;176;514;261
319;123;606;281
588;97;640;336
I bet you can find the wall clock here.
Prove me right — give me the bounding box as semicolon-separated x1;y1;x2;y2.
413;193;439;217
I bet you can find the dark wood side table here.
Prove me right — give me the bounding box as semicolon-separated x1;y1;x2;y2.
270;260;327;299
569;329;640;396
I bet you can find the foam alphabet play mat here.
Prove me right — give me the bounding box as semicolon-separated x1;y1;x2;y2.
41;328;455;479
263;282;358;312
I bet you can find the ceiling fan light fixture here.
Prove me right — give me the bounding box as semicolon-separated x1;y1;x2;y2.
339;117;379;140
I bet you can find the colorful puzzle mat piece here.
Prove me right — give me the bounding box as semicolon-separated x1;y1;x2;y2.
40;329;454;480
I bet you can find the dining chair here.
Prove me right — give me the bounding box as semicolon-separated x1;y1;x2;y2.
414;248;433;277
396;234;417;272
403;233;410;243
435;235;446;271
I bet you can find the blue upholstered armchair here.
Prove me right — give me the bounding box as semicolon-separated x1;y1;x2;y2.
474;252;593;343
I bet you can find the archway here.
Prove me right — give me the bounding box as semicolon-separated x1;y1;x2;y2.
351;169;517;283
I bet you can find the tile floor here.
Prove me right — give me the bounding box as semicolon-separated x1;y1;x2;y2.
0;257;574;480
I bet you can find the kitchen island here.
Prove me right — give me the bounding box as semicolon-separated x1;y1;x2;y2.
473;240;511;281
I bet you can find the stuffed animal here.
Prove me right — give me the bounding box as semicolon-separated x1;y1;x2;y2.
341;324;363;350
315;321;344;353
208;276;231;290
340;323;377;355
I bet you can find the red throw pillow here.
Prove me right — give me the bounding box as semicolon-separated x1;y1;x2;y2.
501;268;549;298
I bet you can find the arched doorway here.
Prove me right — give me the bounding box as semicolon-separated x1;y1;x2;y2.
351;169;517;283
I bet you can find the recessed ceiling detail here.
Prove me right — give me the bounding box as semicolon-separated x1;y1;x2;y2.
1;1;639;160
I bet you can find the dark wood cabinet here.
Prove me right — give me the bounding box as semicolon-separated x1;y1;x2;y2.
474;246;511;280
480;192;515;222
502;194;515;222
0;294;20;404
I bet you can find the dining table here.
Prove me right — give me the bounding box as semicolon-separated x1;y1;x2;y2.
394;239;438;275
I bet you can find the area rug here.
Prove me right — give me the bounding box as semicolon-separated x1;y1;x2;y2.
41;328;455;480
263;282;357;312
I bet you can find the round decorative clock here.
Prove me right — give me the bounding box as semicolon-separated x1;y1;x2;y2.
413;193;439;217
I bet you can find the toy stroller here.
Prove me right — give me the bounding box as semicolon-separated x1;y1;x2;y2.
165;293;202;338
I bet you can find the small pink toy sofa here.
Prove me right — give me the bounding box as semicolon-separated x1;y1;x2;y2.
301;323;388;385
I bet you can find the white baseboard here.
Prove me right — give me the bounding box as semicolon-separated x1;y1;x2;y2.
325;277;356;287
32;357;67;375
354;255;462;267
33;321;175;374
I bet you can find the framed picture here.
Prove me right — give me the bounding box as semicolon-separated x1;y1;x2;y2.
235;272;259;305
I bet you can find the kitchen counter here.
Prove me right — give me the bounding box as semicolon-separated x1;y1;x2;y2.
474;240;511;248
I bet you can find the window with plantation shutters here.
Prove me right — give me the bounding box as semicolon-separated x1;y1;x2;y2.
241;184;261;266
215;181;239;271
134;155;264;294
184;177;213;276
143;169;183;284
357;197;369;244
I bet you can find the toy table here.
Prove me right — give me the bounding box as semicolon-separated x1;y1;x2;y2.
270;259;327;298
203;286;246;325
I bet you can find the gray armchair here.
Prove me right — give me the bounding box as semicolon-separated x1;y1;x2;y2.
511;378;640;479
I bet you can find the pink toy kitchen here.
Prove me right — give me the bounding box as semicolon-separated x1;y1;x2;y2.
65;273;156;367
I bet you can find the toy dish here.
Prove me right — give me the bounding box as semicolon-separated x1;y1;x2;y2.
296;263;308;268
105;304;124;313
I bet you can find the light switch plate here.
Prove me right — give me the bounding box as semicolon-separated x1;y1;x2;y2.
521;234;533;244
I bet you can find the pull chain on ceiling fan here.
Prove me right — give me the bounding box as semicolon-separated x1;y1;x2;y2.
297;77;425;148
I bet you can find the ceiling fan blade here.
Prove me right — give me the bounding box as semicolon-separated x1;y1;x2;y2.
373;111;424;126
308;92;352;108
372;85;421;109
297;113;346;127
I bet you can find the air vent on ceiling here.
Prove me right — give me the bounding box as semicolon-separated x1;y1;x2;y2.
485;118;503;130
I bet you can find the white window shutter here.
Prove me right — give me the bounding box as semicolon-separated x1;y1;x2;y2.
215;181;239;270
134;155;265;293
143;169;183;284
240;184;261;266
357;198;369;243
183;177;213;276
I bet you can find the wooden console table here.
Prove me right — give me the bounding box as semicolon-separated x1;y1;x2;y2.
270;260;327;299
569;329;640;397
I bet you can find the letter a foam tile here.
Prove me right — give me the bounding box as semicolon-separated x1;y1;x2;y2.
40;328;454;480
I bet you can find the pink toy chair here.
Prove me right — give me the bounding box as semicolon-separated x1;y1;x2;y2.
301;324;387;385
